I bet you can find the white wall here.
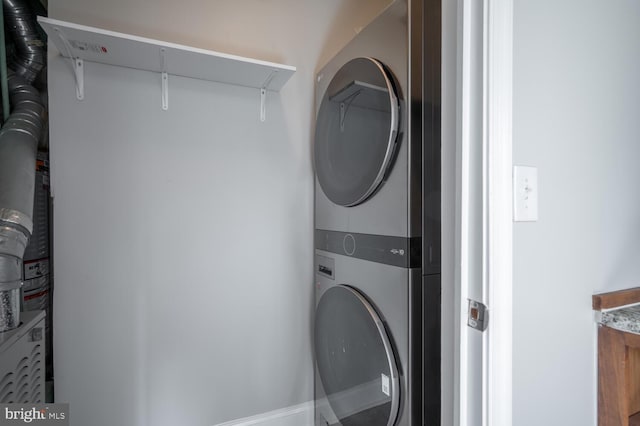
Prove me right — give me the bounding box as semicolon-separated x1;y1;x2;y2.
48;1;390;425
513;1;640;424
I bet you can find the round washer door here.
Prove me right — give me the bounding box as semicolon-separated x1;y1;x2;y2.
314;285;400;426
314;57;400;207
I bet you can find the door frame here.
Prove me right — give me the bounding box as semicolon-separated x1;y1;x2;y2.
454;0;513;425
484;0;513;424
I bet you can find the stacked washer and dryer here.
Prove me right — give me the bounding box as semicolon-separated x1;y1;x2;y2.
313;1;441;425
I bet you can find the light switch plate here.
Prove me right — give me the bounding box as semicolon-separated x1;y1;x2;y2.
513;166;538;222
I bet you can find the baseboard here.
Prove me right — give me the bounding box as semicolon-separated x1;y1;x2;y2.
213;401;314;426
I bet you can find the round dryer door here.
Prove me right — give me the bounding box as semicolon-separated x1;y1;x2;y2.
315;285;400;426
314;57;400;207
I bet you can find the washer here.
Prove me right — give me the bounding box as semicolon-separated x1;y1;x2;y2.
313;1;442;425
314;251;440;425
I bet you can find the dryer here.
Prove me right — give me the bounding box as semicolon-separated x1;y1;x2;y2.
313;0;442;425
313;0;440;274
314;4;416;243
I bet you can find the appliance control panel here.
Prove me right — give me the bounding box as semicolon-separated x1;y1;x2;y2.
315;254;335;280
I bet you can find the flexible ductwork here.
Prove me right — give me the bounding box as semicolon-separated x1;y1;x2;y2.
0;72;44;330
3;0;45;84
0;0;45;331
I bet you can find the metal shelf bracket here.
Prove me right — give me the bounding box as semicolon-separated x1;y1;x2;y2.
73;58;84;100
52;27;84;100
161;73;169;111
260;88;266;122
160;48;169;111
259;70;279;122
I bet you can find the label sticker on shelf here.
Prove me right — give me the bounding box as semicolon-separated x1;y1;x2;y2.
70;39;108;54
381;373;390;396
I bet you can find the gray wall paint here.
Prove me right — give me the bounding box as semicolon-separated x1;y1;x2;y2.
48;1;390;425
513;1;640;424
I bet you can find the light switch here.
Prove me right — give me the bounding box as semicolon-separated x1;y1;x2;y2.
513;166;538;222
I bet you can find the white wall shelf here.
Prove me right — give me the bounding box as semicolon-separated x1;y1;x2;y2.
37;16;296;119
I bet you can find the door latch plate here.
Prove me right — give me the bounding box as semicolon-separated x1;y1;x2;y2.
467;299;488;331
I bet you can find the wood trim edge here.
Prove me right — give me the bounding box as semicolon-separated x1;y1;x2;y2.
593;287;640;311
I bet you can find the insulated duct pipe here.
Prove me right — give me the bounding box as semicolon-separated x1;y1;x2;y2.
3;0;45;84
0;72;44;329
0;72;44;230
0;0;45;330
0;1;10;121
0;74;44;271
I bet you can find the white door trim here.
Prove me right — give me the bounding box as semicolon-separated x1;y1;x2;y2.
454;0;475;424
483;0;513;425
455;0;513;425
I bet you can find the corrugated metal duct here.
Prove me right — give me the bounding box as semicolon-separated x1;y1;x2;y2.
0;0;45;331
